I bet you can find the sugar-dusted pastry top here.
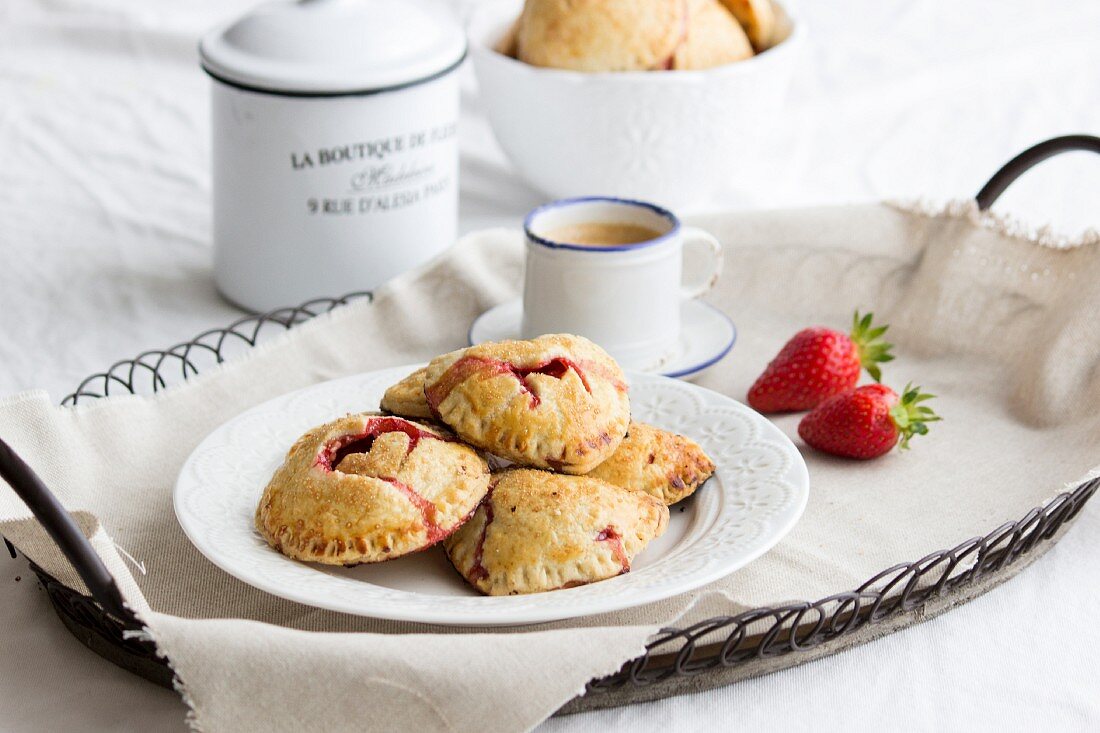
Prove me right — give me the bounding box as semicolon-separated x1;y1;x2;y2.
381;368;713;503
380;366;435;421
256;413;490;565
516;0;688;72
586;422;715;504
445;469;669;595
423;334;631;474
673;0;753;70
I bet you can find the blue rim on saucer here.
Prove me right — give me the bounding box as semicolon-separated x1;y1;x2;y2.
468;299;737;380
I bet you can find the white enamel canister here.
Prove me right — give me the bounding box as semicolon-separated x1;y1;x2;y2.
201;0;466;312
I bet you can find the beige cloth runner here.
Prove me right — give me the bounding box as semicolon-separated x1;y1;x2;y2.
1;202;1098;732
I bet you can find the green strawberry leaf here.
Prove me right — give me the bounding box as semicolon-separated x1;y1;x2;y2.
850;311;895;383
890;383;942;449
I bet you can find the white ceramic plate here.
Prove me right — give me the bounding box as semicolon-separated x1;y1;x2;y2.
174;366;808;626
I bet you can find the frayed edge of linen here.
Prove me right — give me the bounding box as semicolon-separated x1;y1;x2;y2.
888;198;1100;250
1066;465;1100;492
123;623;205;733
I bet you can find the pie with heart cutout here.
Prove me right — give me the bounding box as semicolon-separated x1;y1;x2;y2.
256;413;491;565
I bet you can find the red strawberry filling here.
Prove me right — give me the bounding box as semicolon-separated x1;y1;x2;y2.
467;494;496;583
466;496;630;587
313;418;456;545
380;476;446;545
596;526;630;574
425;355;596;411
315;416;446;471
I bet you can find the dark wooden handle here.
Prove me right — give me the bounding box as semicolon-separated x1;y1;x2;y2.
976;135;1100;210
0;438;131;620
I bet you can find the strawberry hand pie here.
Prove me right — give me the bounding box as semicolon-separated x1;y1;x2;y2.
256;413;490;565
444;469;668;595
380;366;435;421
423;335;631;474
586;422;715;505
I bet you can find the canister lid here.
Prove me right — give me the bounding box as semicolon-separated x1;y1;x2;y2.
199;0;467;96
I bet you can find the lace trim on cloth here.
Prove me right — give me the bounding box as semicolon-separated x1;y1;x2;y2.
888;198;1100;250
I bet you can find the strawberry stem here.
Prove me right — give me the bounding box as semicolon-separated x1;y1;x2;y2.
850;311;895;382
888;383;941;449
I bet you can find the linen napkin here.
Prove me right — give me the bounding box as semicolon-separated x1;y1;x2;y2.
1;202;1098;732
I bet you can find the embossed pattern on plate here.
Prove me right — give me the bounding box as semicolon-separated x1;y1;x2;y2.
174;366;809;625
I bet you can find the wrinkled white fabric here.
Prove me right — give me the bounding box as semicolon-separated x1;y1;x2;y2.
1;0;1098;731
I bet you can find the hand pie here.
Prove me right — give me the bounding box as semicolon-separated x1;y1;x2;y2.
256;414;490;565
380;367;435;421
423;335;631;474
586;422;715;505
516;0;687;72
445;469;669;595
718;0;776;51
673;0;753;70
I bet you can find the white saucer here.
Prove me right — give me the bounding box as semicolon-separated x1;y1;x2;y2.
468;299;737;379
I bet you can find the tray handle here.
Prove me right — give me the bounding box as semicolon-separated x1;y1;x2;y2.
0;437;131;621
976;134;1100;210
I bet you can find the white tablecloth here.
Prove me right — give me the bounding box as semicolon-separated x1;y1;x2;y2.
1;0;1098;730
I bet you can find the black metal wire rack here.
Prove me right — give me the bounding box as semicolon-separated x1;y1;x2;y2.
2;135;1098;710
61;294;371;406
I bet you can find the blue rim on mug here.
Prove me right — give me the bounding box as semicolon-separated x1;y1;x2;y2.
523;196;682;252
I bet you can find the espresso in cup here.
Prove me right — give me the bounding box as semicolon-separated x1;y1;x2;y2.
543;222;664;248
522;197;723;369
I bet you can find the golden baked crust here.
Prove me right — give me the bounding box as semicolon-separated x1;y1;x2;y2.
673;0;753;70
380;367;434;420
444;469;669;595
256;413;490;565
586;422;715;505
495;17;521;57
423;334;631;474
516;0;688;72
718;0;776;51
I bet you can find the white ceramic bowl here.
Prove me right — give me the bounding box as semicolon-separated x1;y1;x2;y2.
468;0;805;211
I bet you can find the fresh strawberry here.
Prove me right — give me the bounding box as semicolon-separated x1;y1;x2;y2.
798;383;940;460
747;311;894;413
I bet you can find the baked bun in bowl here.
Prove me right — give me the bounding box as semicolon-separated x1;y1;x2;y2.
515;0;688;72
468;0;804;210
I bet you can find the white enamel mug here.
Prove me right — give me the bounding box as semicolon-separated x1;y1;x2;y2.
521;197;723;370
200;0;466;313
